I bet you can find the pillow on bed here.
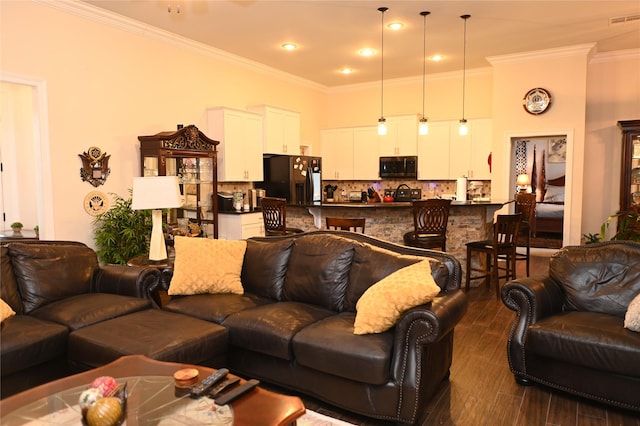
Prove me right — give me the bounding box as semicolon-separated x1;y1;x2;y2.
543;185;565;203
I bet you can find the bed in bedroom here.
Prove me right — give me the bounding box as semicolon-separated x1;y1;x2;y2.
533;175;565;237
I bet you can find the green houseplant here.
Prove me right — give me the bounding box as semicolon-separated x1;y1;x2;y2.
599;208;640;242
10;222;23;232
93;192;152;265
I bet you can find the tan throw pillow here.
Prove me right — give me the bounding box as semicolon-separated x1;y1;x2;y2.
169;237;247;296
354;260;441;335
624;292;640;332
0;298;16;322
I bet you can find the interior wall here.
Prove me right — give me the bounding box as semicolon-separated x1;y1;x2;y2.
0;1;327;246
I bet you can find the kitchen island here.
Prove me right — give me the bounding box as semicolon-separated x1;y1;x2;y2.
285;200;510;279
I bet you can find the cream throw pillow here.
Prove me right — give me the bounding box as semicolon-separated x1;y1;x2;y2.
624;292;640;332
169;237;247;296
0;298;16;322
354;260;441;335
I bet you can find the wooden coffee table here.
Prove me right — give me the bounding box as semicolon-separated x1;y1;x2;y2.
0;355;305;425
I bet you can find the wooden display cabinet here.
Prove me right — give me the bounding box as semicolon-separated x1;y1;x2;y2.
618;120;640;213
138;125;219;238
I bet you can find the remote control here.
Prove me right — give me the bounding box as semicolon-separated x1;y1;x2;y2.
215;379;260;405
189;368;229;397
209;376;240;398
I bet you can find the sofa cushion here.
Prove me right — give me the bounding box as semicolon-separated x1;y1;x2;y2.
345;242;448;312
283;235;355;311
222;301;333;360
354;260;441;334
241;239;293;300
0;298;15;322
9;243;98;314
527;311;640;377
169;237;247;296
0;315;69;376
30;293;151;331
164;293;274;324
624;292;640;332
550;243;640;317
1;246;23;314
293;312;393;385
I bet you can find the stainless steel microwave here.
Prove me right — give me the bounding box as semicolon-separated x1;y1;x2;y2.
379;156;418;178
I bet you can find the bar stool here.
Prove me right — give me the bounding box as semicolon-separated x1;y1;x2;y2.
261;197;304;236
325;217;366;233
514;193;536;276
465;213;522;299
403;199;452;251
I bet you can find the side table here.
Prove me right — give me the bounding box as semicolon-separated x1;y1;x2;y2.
127;255;173;307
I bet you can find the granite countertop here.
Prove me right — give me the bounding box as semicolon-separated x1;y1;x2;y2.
290;200;509;208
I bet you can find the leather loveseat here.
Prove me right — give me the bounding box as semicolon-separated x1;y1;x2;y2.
0;241;160;398
502;241;640;413
162;230;468;424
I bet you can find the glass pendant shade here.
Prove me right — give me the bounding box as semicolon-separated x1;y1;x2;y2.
378;117;387;136
459;119;468;136
419;118;429;135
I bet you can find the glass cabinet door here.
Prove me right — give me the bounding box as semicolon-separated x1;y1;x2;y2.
619;120;640;212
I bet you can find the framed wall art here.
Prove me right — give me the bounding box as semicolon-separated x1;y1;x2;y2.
547;137;567;163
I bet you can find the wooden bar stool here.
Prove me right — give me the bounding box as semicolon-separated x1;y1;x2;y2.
465;213;522;299
403;199;452;251
514;192;536;276
325;217;366;233
261;197;304;236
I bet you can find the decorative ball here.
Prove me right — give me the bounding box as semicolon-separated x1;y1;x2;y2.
90;376;119;397
85;397;122;426
79;387;103;409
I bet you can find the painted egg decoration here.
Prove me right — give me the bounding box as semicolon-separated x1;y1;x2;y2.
90;376;119;397
85;397;123;426
79;387;103;409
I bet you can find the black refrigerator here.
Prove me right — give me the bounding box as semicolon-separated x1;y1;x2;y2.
259;155;322;205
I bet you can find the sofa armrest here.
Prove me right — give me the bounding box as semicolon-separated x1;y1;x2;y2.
91;266;162;306
500;276;564;376
390;289;467;381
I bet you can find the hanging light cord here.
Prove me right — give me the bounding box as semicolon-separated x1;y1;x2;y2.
461;15;470;120
379;7;387;118
421;11;429;119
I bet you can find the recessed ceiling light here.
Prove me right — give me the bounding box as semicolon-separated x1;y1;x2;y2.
429;55;444;62
281;43;297;51
340;68;354;75
387;22;404;31
358;48;376;57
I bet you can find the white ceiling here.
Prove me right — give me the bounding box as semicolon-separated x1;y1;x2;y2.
83;1;640;87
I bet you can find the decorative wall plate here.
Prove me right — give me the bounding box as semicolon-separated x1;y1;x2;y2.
523;88;552;115
84;191;109;216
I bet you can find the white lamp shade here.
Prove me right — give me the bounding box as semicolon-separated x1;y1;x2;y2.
516;174;531;187
131;176;183;210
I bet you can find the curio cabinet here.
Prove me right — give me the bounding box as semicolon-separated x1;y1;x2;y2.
619;120;640;213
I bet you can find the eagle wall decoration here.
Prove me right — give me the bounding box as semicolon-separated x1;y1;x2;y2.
79;146;111;187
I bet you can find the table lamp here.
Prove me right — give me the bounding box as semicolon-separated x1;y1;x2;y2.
516;173;530;193
131;176;183;262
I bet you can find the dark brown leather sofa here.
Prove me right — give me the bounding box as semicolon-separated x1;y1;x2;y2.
502;241;640;413
0;241;160;398
163;231;468;424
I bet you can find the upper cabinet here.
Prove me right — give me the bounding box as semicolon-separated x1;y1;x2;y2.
321;126;379;181
249;105;300;155
417;121;451;180
207;107;263;182
618;120;640;212
379;115;418;156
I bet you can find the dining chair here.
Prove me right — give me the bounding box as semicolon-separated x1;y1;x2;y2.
514;192;536;276
465;213;522;299
403;199;452;251
260;197;304;236
325;217;366;233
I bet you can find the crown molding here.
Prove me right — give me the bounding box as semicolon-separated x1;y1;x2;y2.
486;43;597;65
589;48;640;64
36;0;327;92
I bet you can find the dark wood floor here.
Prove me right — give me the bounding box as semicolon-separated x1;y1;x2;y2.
278;253;640;425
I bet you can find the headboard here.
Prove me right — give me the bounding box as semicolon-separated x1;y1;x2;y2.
541;175;566;204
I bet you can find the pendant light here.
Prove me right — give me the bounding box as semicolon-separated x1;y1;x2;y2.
418;11;431;136
459;14;470;136
377;7;388;136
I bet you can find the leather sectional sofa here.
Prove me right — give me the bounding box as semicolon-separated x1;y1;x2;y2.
0;241;159;397
502;241;640;413
162;231;468;424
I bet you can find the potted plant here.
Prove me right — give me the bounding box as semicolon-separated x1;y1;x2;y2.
599;207;640;242
93;191;152;265
33;225;39;238
10;222;23;233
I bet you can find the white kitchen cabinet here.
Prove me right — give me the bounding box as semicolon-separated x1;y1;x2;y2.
449;119;493;179
353;126;379;180
417;121;451;180
207;107;263;182
321;128;353;180
248;105;300;155
379;115;418;156
218;212;264;240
